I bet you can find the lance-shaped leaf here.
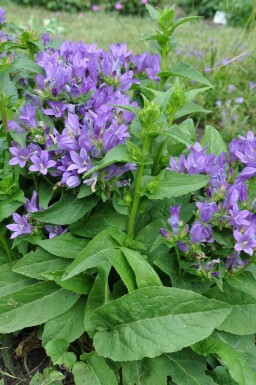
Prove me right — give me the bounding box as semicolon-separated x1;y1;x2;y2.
172;63;213;87
161;125;193;146
8;57;44;75
0;263;36;299
193;334;256;385
207;272;256;335
0;281;79;333
37;233;88;259
73;352;118;385
142;170;209;200
91;286;230;361
201;125;227;156
32;194;98;225
175;101;211;120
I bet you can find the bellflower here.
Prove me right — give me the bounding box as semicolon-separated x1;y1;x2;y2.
196;201;218;222
6;213;34;239
9;143;30;168
229;204;250;227
29;150;56;175
234;228;256;256
190;222;214;243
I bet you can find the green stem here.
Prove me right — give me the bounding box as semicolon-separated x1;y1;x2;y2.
0;232;13;262
159;44;168;91
175;245;181;275
127;136;151;240
0;99;8;134
152;114;174;176
29;46;34;61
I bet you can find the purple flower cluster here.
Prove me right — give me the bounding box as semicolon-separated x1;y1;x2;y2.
162;132;256;278
8;41;160;189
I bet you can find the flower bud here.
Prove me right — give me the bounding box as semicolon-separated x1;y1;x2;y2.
158;8;175;31
138;100;161;129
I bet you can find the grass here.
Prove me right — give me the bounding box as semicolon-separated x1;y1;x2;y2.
5;1;249;56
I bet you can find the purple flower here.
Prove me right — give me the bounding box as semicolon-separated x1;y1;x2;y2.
178;241;189;253
19;104;37;127
42;32;50;46
67;148;92;174
92;4;100;11
160;228;169;239
24;191;41;213
42;101;67;118
236;167;256;182
228;84;235;92
0;7;6;24
190;222;214;243
168;205;181;235
229;204;250;227
235;143;256;167
236;97;244;104
45;225;68;238
6;213;34;239
9;143;30;168
249;81;256;90
29;150;56;175
234;228;256;256
115;2;123;10
196;201;218;222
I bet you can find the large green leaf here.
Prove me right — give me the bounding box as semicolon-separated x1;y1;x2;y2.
194;334;256;385
175;101;211;120
42;271;93;294
207;272;256;335
211;367;238;385
201;125;227;155
161;125;193;146
142;170;209;200
91;286;230;361
42;297;86;346
0;281;79;333
63;228;120;280
0;263;36;298
12;247;70;280
173;63;213;87
9;57;44;75
73;352;118;385
121;247;162;288
37;233;89;259
0;199;23;222
0;73;18;106
32;194;98;225
108;249;136;292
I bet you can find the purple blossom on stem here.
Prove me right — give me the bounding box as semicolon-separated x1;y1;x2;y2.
9;143;30;168
67;148;92;174
0;7;5;24
24;191;41;213
229;203;250;227
234;228;256;256
168;205;181;235
190;222;214;243
6;213;34;239
196;201;218;222
29;150;56;175
45;225;68;238
42;101;67;118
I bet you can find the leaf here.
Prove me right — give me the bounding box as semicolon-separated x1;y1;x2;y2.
9;57;44;75
146;3;160;20
162;124;193;146
173;63;213;87
142;170;209;200
206;272;256;335
0;73;18;106
0;199;23;222
42;297;86;346
175;101;211;120
201;125;228;155
91;286;230;361
84;263;111;336
121;247;162;288
172;16;202;32
0;281;79;333
12;247;70;280
62;227;120;280
42;270;93;294
108;249;136;292
38;180;53;209
211;367;238;385
73;352;118;385
69;203;127;238
45;339;69;364
163;349;217;385
0;263;36;299
193;334;256;385
37;233;89;259
32;193;98;225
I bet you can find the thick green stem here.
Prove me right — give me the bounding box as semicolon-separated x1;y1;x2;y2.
159;44;168;91
175;245;181;275
29;46;34;61
0;232;13;262
127;136;151;240
0;98;9;134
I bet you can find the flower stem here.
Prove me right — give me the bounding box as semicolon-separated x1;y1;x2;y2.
159;44;168;91
0;97;9;134
127;136;151;240
0;231;13;262
175;245;181;274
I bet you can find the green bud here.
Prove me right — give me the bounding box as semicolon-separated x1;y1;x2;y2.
166;79;185;116
139;100;161;126
158;7;175;31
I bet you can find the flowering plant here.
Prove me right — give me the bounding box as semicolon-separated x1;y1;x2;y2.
1;4;256;385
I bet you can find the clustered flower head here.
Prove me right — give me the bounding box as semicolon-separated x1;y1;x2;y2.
8;40;160;190
161;131;256;279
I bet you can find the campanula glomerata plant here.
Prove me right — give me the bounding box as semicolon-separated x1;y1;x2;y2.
0;3;256;385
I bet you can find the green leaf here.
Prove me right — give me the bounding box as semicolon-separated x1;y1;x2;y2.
32;193;98;225
38;180;53;209
201;125;228;155
173;63;213;87
83;144;150;178
12;247;70;280
42;297;86;346
162;124;193;146
73;352;118;385
42;271;93;294
142;170;209;200
0;199;23;222
163;349;217;385
37;232;89;259
0;73;18;106
146;3;160;20
91;286;230;361
9;57;44;75
69;203;127;238
0;281;79;333
63;227;120;280
206;272;256;335
0;263;36;299
108;249;136;292
171;16;202;32
121;247;162;288
193;334;256;385
84;263;111;336
175;101;211;120
211;367;238;385
45;338;69;363
122;357;168;385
